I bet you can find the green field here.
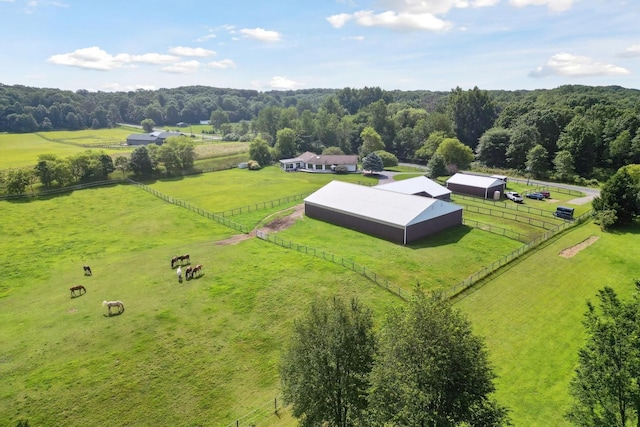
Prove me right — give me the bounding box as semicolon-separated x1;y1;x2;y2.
3;156;634;426
0;129;134;169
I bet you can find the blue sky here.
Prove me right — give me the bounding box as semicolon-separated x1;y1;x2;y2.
0;0;638;92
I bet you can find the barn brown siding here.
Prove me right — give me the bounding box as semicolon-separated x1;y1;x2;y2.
305;203;405;243
405;209;462;243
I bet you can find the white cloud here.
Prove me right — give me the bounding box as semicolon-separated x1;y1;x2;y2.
129;53;178;64
352;10;453;31
48;47;179;70
0;0;16;3
239;27;282;42
269;76;304;89
206;59;236;69
168;46;216;57
343;35;365;41
618;44;640;58
373;0;493;14
102;83;157;92
509;0;577;12
529;53;631;78
48;47;130;70
195;33;217;42
327;13;352;28
161;60;201;74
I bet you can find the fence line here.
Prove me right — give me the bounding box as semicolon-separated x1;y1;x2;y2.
447;210;592;298
215;192;311;217
128;180;249;234
456;202;558;230
223;397;282;427
452;192;550;216
256;230;406;301
462;218;529;242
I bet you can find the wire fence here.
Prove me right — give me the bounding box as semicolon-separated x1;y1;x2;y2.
452;192;552;217
457;202;558;230
215;193;311;217
223;397;283;427
447;209;592;298
128;180;249;234
462;218;529;242
256;231;407;301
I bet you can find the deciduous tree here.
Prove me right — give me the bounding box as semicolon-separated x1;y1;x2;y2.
249;137;272;166
448;86;498;149
280;297;376;427
141;118;155;132
567;284;640;427
435;137;474;171
275;127;297;159
359;126;385;158
369;288;510;427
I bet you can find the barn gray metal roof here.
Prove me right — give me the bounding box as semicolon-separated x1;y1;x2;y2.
376;176;451;198
304;181;462;228
446;173;504;189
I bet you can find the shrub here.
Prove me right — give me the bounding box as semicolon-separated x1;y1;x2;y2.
334;165;348;174
247;160;261;170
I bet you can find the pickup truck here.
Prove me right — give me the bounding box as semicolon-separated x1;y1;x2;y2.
505;191;524;203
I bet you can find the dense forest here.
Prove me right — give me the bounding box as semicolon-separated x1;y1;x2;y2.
1;82;640;182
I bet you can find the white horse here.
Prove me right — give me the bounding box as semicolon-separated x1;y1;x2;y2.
176;266;182;280
102;300;124;315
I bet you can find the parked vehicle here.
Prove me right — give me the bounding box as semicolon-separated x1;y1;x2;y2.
505;191;524;203
526;192;545;200
554;206;575;219
539;191;551;198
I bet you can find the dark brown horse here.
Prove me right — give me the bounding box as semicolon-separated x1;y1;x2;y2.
70;285;86;297
190;264;203;279
83;265;92;276
171;254;190;268
184;266;194;280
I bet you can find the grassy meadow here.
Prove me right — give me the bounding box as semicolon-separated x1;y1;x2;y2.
5;132;637;426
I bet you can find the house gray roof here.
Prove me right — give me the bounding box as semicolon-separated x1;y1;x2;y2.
298;151;358;166
446;173;505;189
304;181;462;228
376;176;451;198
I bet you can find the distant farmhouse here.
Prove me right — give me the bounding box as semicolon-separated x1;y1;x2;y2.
377;176;452;201
304;181;463;245
279;151;358;172
126;131;186;146
445;173;506;199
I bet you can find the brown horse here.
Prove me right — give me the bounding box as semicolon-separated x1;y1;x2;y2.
171;254;190;268
184;266;194;280
190;264;203;279
102;300;124;315
83;265;92;276
70;285;86;297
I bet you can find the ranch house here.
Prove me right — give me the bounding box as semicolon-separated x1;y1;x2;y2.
304;181;463;245
279;151;359;172
445;173;506;199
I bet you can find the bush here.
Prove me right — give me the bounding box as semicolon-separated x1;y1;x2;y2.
375;150;399;168
247;160;261;170
334;165;348;174
222;132;240;141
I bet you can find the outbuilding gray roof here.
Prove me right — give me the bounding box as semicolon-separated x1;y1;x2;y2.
377;176;451;198
126;134;160;142
304;181;462;228
446;173;505;189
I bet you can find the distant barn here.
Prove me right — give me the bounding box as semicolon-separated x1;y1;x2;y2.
445;173;506;199
304;181;463;245
377;176;452;201
126;131;186;146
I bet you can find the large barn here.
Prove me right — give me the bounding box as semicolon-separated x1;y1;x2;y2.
445;173;506;199
376;176;452;200
304;181;463;244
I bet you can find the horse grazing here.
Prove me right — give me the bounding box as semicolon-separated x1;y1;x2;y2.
191;264;203;279
171;254;190;268
102;300;125;315
70;285;86;297
83;265;92;276
184;266;194;280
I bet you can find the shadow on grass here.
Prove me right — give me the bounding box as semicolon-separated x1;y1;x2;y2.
407;225;473;249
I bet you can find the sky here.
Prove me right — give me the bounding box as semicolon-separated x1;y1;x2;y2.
0;0;639;93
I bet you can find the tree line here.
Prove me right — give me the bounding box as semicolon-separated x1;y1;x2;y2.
0;136;196;194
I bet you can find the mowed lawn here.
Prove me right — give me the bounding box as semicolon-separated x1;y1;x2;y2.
456;221;640;426
0;130;132;169
0;184;400;426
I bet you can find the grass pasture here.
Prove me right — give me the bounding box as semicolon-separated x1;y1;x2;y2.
0;184;398;426
3;164;631;427
456;221;640;426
